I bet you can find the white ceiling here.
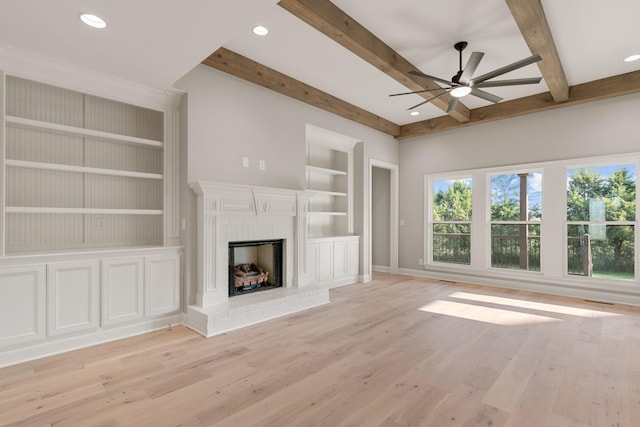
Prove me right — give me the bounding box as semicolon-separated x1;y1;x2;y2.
1;0;639;126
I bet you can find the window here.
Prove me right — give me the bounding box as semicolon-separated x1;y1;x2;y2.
566;164;636;281
431;178;472;265
490;172;542;271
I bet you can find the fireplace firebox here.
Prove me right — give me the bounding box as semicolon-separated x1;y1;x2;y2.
228;239;284;297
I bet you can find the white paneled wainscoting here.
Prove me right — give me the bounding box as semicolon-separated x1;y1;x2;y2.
0;247;181;367
187;182;331;337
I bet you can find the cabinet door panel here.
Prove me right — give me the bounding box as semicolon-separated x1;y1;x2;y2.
101;257;144;326
333;241;347;279
317;242;334;282
47;260;99;336
145;254;180;316
0;265;46;347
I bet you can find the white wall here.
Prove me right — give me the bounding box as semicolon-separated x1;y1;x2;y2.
175;65;398;302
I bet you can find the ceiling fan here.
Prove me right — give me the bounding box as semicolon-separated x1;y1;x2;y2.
391;41;542;111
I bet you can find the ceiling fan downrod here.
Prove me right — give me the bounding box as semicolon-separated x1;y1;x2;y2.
452;41;467;84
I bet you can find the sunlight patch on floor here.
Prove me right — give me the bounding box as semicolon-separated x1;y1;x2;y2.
448;292;622;318
419;299;561;326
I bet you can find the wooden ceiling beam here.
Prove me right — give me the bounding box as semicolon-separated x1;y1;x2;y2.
505;0;569;102
278;0;471;122
201;48;400;136
397;69;640;139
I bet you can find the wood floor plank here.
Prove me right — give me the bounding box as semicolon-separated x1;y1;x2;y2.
2;272;640;426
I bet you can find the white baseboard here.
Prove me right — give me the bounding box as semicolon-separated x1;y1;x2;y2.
358;274;371;283
372;265;391;273
397;267;640;307
0;313;184;368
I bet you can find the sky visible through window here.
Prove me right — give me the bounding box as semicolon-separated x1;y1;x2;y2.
434;175;543;214
567;164;636;187
433;178;471;194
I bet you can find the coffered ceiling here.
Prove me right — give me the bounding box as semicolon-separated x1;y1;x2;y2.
1;0;639;139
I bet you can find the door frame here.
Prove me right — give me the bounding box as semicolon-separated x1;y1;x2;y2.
369;159;399;274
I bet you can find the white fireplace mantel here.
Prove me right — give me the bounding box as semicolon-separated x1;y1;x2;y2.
186;181;328;337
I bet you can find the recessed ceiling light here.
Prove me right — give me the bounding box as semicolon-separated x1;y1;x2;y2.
451;86;472;98
624;54;640;62
410;111;420;116
252;25;269;36
79;13;107;29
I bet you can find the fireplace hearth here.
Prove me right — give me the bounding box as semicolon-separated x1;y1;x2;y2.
229;239;284;297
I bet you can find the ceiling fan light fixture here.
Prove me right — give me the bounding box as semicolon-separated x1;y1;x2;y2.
624;54;640;62
79;13;107;29
450;86;472;98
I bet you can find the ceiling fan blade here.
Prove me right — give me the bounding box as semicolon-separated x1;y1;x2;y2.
407;90;450;110
409;70;454;86
446;97;459;113
389;87;450;97
473;77;542;88
470;88;503;103
469;54;542;85
459;52;484;84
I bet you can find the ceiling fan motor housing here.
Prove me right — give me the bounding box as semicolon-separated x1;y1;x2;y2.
454;41;468;51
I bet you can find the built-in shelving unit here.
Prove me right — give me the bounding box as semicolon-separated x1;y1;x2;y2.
305;125;360;287
305;130;353;237
1;74;165;254
0;68;182;367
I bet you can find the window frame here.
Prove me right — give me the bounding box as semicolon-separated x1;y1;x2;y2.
563;160;638;282
425;174;473;268
487;170;543;273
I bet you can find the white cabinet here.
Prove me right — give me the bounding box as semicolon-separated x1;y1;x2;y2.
145;253;181;316
101;257;144;326
0;265;46;347
308;236;359;287
47;260;100;336
0;248;181;367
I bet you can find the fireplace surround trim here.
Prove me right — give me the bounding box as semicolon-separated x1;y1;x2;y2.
189;181;313;308
186;181;329;338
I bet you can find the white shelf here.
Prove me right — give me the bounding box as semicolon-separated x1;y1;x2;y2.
307;189;347;197
6;207;163;215
6;159;163;180
308;211;347;216
6;116;163;149
305;165;347;176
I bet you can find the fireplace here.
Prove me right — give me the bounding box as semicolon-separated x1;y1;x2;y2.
229;239;284;297
187;181;330;338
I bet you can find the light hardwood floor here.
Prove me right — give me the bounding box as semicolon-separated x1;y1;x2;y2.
3;272;640;426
